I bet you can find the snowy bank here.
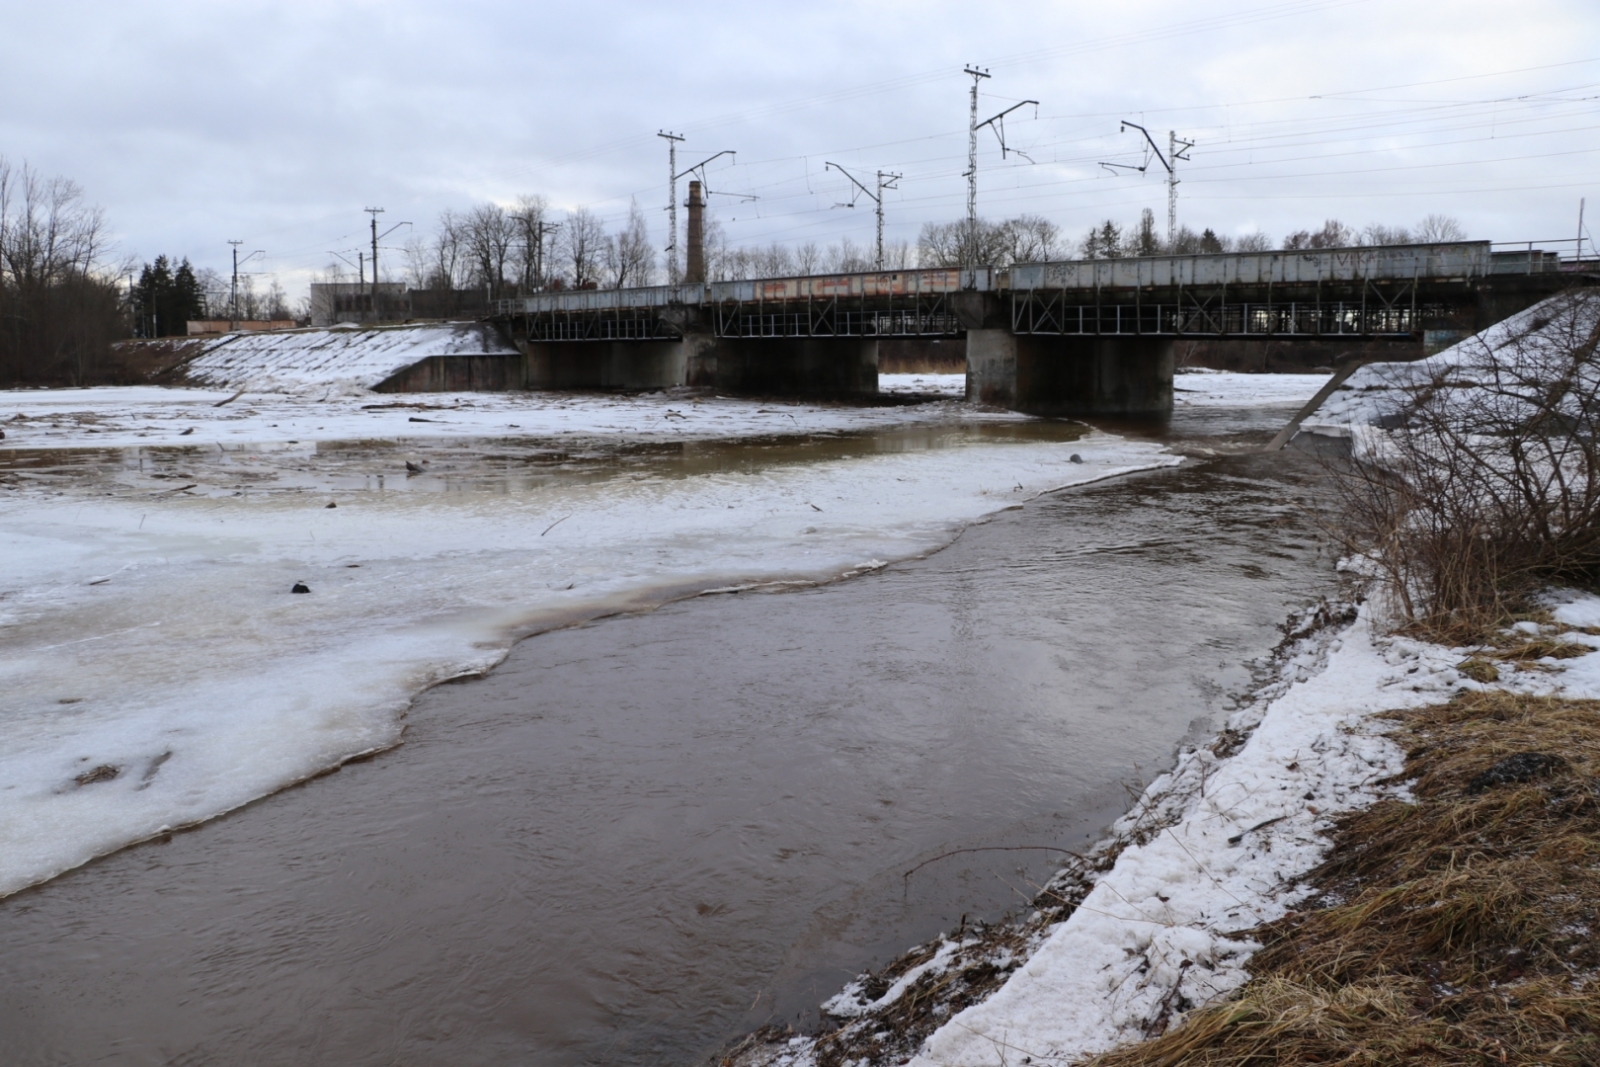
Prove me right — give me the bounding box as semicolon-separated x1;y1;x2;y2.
1300;288;1600;438
176;321;516;395
753;585;1600;1066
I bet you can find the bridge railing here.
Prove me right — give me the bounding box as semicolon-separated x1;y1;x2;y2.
1008;241;1490;291
1011;297;1444;338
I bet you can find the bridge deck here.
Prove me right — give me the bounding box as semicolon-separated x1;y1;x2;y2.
495;242;1575;341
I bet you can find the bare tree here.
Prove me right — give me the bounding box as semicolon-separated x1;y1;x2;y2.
918;219;1009;267
419;208;467;290
605;199;655;288
882;239;915;270
1235;232;1272;252
463;203;516;297
510;194;552;293
795;241;821;275
0;157;125;384
1004;213;1062;263
1283;219;1354;250
558;207;607;288
1416;214;1467;243
1360;223;1413;246
263;278;291;320
825;236;872;273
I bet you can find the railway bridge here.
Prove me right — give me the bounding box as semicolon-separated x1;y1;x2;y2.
488;240;1586;416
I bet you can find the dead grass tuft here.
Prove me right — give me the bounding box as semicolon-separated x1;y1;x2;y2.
1085;690;1600;1066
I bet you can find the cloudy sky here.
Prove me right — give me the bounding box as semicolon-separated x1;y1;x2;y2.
3;0;1596;298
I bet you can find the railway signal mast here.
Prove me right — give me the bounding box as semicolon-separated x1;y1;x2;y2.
825;162;902;270
964;65;1039;270
1118;121;1194;244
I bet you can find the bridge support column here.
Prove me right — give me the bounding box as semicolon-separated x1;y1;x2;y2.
521;341;687;390
683;333;718;388
700;335;878;398
966;331;1173;416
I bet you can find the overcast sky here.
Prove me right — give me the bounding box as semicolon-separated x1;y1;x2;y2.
3;0;1597;298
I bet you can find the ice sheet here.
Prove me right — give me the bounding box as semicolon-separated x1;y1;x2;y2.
1173;369;1331;408
0;387;1180;899
0;387;1031;453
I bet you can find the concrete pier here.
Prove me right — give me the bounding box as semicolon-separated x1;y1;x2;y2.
967;330;1174;416
522;340;685;390
702;335;878;398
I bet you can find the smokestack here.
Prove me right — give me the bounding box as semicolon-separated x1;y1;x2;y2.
685;179;705;284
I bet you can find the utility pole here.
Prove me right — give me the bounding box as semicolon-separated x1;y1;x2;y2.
1167;129;1192;244
825;162;902;270
658;131;684;285
228;240;264;330
964;65;990;270
1118;122;1193;244
229;240;243;329
365;207;384;314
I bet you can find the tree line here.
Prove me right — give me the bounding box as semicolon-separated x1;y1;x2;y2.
387;190;1473;297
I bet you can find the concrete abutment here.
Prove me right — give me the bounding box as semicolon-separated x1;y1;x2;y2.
966;330;1174;416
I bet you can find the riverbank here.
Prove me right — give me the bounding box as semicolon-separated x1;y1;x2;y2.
728;592;1600;1066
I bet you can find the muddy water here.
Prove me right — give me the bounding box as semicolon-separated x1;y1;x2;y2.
0;403;1337;1067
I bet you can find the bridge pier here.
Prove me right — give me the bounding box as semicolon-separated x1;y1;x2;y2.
522;340;686;390
689;334;878;399
966;330;1174;416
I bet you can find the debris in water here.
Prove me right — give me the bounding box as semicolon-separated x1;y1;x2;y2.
325;502;337;508
405;461;423;473
1070;453;1083;463
291;582;311;594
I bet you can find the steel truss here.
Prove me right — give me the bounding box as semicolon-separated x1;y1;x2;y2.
520;308;680;342
712;292;961;338
1011;280;1437;338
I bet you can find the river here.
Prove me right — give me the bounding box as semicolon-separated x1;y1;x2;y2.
0;395;1337;1066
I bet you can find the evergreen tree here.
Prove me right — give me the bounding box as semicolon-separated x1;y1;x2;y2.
1131;209;1162;257
132;255;206;336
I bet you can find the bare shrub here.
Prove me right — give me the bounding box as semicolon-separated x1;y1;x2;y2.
1326;291;1600;637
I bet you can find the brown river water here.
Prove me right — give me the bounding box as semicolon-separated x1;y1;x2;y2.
0;400;1337;1066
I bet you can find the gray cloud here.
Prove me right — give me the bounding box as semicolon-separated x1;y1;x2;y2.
3;0;1596;297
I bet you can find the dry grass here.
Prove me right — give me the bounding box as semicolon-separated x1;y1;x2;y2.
1085;690;1600;1066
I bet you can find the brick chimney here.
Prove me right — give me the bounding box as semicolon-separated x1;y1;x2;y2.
685;179;706;284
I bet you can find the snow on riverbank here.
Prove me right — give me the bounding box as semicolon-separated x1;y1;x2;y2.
180;322;517;394
1301;289;1600;436
0;385;1183;900
794;590;1600;1067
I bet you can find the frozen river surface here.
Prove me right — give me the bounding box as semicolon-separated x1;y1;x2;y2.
0;375;1334;1065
